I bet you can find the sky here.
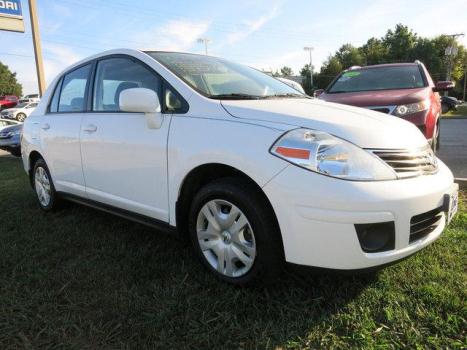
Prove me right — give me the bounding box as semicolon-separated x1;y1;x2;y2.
1;0;466;95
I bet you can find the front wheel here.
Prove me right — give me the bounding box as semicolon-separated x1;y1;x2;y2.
441;103;450;114
188;178;283;285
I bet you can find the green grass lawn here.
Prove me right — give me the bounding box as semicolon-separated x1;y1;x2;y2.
0;155;465;349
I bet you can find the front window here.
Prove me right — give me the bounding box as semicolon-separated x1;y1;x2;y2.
327;65;426;94
16;102;29;108
147;52;304;99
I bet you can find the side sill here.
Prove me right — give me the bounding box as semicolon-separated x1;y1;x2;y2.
57;192;177;234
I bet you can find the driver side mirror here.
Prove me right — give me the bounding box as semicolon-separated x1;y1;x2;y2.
119;88;163;129
433;81;455;92
313;89;324;97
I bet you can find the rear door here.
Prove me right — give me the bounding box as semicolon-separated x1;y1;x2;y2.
39;63;91;197
79;56;170;221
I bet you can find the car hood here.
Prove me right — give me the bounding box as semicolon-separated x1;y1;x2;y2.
319;87;429;107
0;124;22;134
221;98;427;149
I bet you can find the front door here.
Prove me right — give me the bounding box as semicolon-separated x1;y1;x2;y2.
80;57;170;221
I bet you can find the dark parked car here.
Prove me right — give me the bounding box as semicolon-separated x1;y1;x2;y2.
441;96;462;114
0;123;22;157
315;61;454;150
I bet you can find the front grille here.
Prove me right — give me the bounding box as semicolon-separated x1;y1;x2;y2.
370;145;438;178
410;206;444;243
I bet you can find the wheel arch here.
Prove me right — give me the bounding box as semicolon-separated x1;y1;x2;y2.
175;163;284;255
28;150;44;187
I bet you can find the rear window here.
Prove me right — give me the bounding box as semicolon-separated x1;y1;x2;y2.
328;66;426;93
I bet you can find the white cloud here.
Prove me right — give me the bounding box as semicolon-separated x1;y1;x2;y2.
226;4;280;45
43;43;82;84
135;19;211;52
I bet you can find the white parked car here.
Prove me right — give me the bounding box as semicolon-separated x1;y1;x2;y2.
1;101;39;122
21;49;458;285
19;94;40;104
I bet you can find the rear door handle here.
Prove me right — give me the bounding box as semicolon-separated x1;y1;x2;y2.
41;123;50;130
83;124;97;133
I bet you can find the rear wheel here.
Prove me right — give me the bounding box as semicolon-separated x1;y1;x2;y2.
188;178;283;285
32;158;61;211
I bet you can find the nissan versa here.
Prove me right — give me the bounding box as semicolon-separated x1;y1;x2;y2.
21;49;458;285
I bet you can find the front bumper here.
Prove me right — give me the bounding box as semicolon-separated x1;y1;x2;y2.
263;159;455;270
0;136;20;150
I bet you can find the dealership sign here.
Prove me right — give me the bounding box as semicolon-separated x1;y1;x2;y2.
0;0;24;33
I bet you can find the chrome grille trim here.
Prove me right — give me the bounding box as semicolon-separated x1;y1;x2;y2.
368;145;438;179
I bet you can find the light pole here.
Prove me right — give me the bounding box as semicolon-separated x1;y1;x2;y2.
303;46;314;90
198;37;211;55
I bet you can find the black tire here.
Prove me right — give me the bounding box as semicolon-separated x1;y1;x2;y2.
431;122;440;151
10;148;21;157
188;177;283;286
32;158;61;211
16;113;27;122
435;122;440;151
441;103;449;114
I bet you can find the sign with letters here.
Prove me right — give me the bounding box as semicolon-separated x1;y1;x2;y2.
0;0;24;33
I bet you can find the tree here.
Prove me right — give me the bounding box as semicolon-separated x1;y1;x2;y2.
383;24;417;62
0;61;22;96
280;66;293;76
335;44;365;69
361;37;388;65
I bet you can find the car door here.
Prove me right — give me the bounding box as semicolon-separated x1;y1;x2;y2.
80;56;170;221
39;63;91;197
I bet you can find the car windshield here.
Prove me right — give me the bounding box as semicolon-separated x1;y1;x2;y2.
327;65;426;93
16;102;28;108
147;52;304;99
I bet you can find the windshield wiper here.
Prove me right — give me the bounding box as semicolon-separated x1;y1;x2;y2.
261;93;308;99
210;93;265;100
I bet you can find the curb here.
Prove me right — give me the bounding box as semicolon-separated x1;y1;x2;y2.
455;178;467;190
441;116;467;119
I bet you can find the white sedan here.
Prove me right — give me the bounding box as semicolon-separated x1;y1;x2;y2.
21;49;457;285
1;101;38;122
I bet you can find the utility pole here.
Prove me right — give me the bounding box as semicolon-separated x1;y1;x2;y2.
197;37;211;55
303;46;313;90
28;0;46;96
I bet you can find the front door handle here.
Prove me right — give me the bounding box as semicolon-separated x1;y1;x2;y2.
83;124;97;133
41;123;50;130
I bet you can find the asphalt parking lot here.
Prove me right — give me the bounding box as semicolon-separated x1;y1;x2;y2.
437;118;467;179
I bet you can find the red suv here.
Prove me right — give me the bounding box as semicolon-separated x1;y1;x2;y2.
0;95;19;111
315;62;454;150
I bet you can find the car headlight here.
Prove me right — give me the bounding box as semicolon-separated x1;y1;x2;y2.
393;99;429;117
270;128;396;181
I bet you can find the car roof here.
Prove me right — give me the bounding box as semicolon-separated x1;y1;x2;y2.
349;62;420;70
